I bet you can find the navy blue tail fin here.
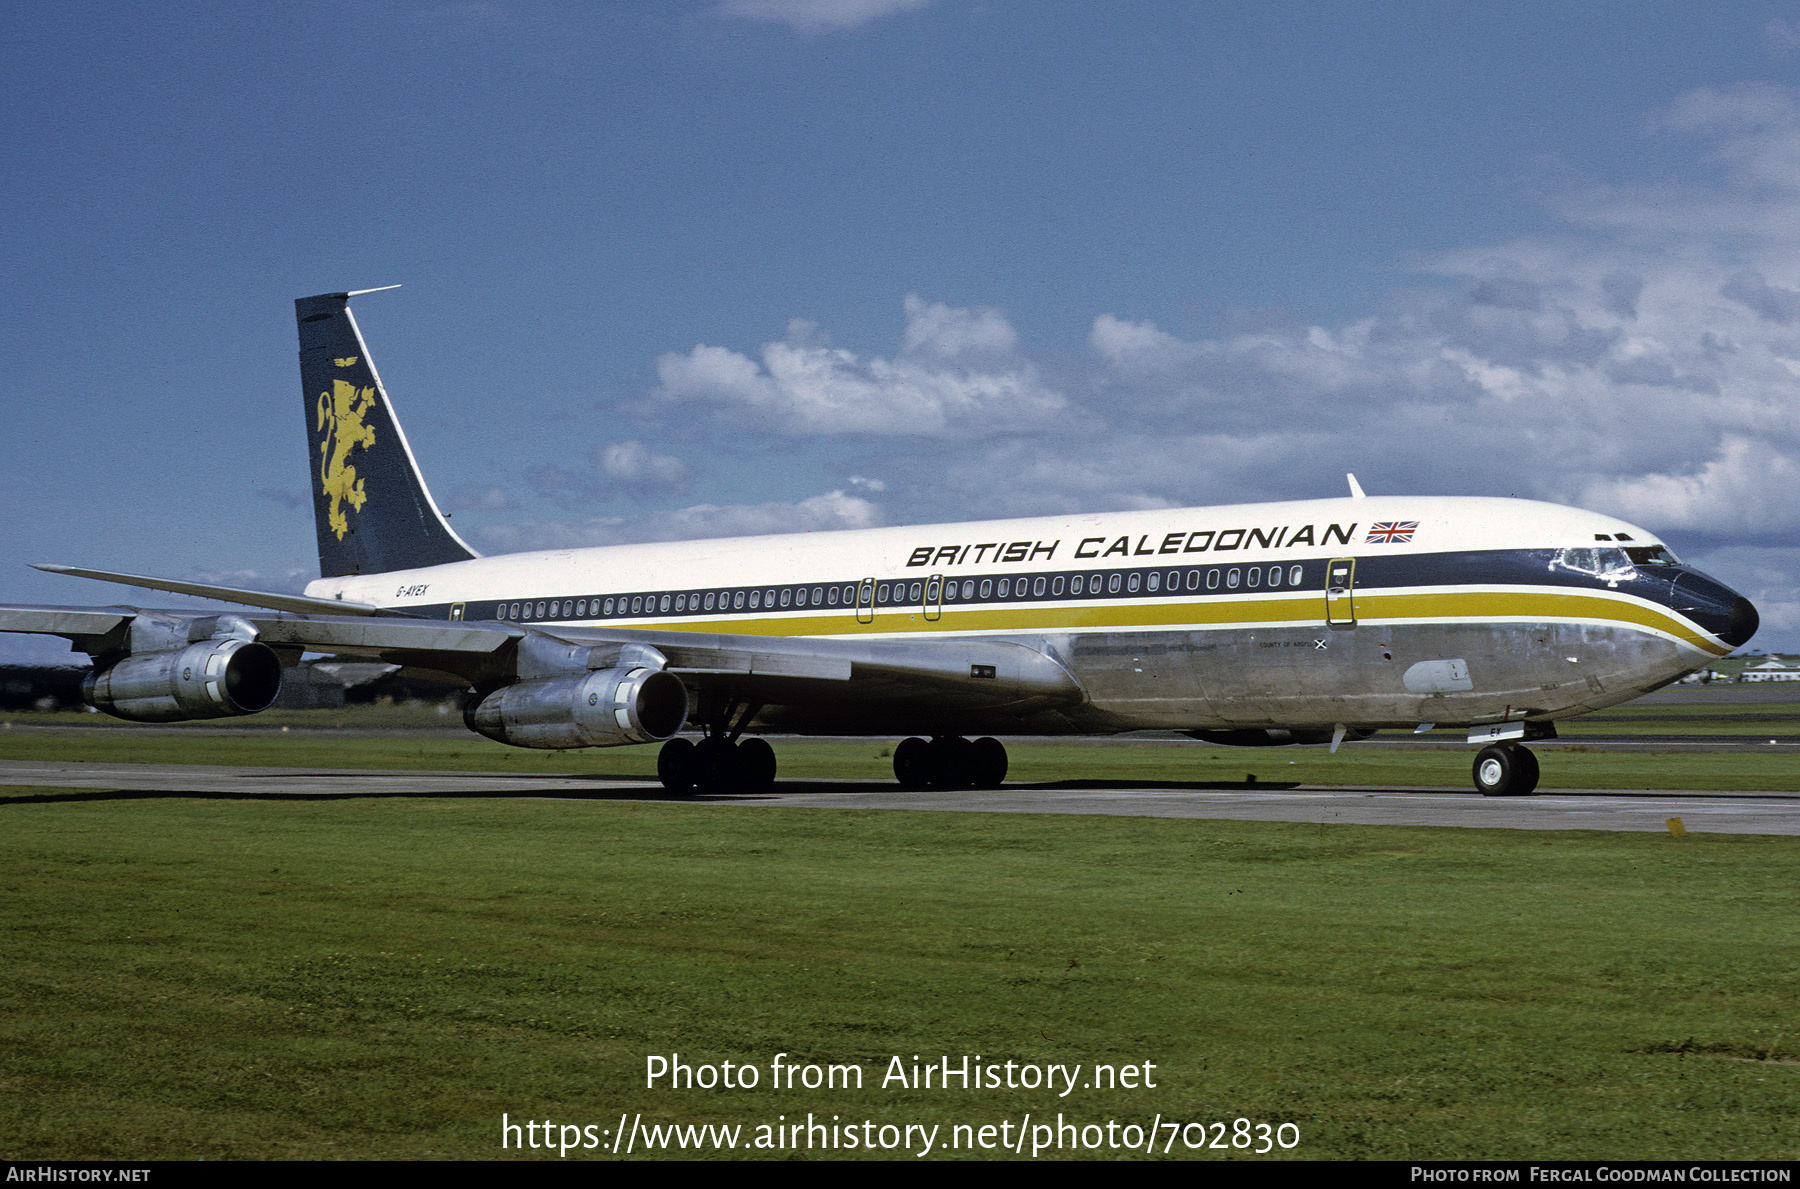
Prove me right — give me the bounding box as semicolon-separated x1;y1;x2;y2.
295;290;478;578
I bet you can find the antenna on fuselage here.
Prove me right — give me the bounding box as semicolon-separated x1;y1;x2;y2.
1346;473;1367;499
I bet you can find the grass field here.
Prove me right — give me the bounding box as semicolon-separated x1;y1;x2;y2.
3;705;1798;1161
4;794;1799;1160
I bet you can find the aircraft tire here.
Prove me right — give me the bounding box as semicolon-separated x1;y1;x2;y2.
657;737;697;794
928;735;974;788
692;737;737;792
893;736;931;789
1473;745;1534;796
736;737;777;793
969;736;1008;789
1513;745;1541;795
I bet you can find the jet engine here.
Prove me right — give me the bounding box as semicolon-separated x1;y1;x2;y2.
464;666;690;750
83;638;284;722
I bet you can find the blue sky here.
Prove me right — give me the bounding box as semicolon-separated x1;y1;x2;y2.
5;0;1800;661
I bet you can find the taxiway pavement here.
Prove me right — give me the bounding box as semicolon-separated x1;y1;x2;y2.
2;759;1796;835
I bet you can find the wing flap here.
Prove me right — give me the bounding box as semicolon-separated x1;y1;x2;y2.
0;605;133;638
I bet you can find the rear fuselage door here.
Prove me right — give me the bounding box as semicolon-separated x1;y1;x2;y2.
1325;557;1356;629
923;574;943;621
856;578;876;624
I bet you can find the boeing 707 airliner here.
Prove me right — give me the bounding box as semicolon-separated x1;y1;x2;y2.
0;290;1759;797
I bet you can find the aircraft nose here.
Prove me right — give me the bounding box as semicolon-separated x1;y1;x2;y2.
1670;571;1759;649
1725;595;1760;649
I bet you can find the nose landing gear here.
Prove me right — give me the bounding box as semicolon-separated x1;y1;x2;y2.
1472;744;1540;796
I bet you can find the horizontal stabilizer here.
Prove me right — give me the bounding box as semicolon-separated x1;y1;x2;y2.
34;565;386;617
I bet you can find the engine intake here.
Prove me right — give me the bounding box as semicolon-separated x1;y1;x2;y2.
464;667;690;750
84;639;283;722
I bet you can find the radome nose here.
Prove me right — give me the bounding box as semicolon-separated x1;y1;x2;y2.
1723;596;1760;649
1670;571;1759;649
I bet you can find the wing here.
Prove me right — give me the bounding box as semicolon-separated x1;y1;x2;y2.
0;601;1085;735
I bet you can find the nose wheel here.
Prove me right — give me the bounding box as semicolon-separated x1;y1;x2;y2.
1472;744;1540;796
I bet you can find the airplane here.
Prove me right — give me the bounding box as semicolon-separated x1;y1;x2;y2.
0;289;1761;798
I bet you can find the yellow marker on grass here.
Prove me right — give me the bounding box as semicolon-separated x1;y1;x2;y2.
1666;817;1687;837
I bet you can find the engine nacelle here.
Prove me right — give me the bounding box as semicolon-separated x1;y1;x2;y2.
83;639;284;722
464;666;690;750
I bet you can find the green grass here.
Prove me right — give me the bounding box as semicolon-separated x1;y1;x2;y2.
4;795;1800;1160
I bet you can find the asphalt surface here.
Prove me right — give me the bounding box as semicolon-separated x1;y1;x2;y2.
3;759;1798;835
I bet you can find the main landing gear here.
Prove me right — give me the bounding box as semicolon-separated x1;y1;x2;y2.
657;697;774;794
1472;744;1540;797
892;735;1008;790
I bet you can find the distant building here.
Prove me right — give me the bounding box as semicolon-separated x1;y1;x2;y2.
1741;657;1800;683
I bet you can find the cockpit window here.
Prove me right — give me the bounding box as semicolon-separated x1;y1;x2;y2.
1625;545;1680;566
1554;547;1636;578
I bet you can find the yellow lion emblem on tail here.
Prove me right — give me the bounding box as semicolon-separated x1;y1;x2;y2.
316;377;378;540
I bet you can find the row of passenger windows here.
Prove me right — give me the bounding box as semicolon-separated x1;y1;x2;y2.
491;563;1314;622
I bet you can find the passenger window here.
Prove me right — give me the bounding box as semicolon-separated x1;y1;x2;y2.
1206;569;1219;590
812;586;824;604
910;582;923;601
998;579;1010;597
1127;573;1140;593
827;587;839;606
1034;576;1046;596
1226;569;1240;589
980;579;992;599
1108;573;1121;593
1289;564;1302;585
1187;570;1200;591
1071;575;1084;594
750;590;762;608
1247;567;1260;588
961;580;974;599
780;589;791;607
765;589;775;606
1147;572;1160;592
629;597;640;614
1052;575;1064;595
704;592;715;611
733;590;746;609
673;595;684;612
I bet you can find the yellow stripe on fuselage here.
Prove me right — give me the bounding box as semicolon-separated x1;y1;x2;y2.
539;585;1729;656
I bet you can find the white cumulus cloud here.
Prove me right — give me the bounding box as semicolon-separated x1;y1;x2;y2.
652;297;1069;436
476;488;881;551
713;0;932;33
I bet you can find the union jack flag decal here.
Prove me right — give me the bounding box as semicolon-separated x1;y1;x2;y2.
1366;521;1419;544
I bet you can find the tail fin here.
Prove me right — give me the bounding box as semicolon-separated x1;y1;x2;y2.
295;290;478;578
